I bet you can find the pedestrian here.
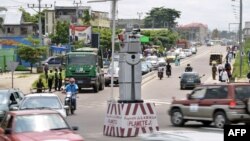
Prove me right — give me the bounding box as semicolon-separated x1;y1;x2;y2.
54;68;58;91
225;61;232;79
227;51;233;63
48;69;54;92
217;64;223;81
220;69;229;82
36;78;44;93
58;68;63;91
212;64;217;80
44;63;49;82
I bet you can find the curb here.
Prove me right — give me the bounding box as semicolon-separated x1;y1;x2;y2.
142;71;156;85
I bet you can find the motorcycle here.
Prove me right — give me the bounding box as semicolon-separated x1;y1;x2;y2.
64;92;76;115
166;70;171;78
158;67;164;80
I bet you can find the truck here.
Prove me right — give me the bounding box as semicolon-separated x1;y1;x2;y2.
176;39;190;49
65;47;105;93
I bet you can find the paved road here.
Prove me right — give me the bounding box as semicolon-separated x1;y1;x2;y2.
59;45;228;141
0;45;228;141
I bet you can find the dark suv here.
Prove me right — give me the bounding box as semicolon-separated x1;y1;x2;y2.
169;83;250;128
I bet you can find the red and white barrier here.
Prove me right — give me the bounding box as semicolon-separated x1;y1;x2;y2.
104;102;159;137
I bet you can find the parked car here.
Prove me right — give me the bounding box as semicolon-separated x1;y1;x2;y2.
105;61;119;86
146;56;159;70
0;88;24;121
18;93;67;118
41;56;65;69
179;72;205;90
140;130;223;141
0;110;84;141
141;61;150;75
169;83;250;128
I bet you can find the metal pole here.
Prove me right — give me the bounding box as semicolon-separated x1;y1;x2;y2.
239;0;243;77
110;0;117;101
38;0;42;45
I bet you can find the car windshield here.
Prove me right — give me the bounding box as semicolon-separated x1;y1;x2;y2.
0;91;9;105
182;73;199;79
20;97;62;109
14;114;69;133
67;54;96;65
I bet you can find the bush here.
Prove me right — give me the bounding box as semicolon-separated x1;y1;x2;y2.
15;65;30;71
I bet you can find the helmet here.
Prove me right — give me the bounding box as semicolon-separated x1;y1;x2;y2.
69;78;75;83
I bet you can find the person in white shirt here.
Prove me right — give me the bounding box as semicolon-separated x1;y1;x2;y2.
220;69;229;82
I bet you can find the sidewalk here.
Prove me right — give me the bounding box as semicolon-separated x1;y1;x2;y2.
0;71;40;94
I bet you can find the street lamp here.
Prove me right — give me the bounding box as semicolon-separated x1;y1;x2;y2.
88;0;117;101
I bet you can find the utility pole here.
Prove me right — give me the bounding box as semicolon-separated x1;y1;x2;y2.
27;0;52;45
239;0;243;77
137;12;143;29
73;0;82;25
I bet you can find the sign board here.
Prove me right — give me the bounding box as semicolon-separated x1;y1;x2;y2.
140;36;149;43
104;102;159;137
69;25;92;44
7;61;19;72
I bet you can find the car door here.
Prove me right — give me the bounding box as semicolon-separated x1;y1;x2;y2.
198;86;228;118
182;87;207;117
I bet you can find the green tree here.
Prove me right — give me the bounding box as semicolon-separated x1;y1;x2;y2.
82;10;92;25
17;36;47;73
144;7;181;28
49;21;70;44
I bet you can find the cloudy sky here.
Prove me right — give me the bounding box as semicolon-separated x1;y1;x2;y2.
2;0;250;30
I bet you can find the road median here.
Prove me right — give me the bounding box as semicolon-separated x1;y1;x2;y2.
142;71;156;85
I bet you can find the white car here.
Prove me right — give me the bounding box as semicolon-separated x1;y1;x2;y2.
18;93;67;118
190;46;197;54
140;130;223;141
158;57;166;66
179;51;186;59
105;61;119;86
183;49;192;57
146;56;159;69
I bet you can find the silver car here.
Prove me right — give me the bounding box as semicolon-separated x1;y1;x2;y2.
19;93;67;118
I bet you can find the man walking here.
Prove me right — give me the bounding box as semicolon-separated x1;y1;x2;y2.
212;64;217;80
54;68;58;91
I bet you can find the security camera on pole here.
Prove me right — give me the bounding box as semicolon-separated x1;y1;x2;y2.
103;26;159;137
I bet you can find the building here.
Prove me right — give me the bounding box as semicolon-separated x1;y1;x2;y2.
0;11;36;37
44;6;110;34
177;23;208;44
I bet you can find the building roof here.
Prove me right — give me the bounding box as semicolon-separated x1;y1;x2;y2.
3;11;22;25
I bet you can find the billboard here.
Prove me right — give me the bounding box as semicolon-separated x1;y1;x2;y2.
69;25;92;44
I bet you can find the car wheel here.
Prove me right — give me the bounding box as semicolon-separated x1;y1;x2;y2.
201;121;212;126
213;111;229;128
171;109;185;127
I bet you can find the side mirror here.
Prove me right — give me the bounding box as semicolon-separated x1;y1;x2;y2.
71;126;78;131
4;128;12;135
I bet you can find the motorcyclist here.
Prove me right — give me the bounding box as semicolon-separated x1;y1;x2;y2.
166;62;172;76
64;78;78;110
185;64;193;72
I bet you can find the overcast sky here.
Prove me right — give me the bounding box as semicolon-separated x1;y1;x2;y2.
2;0;250;31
